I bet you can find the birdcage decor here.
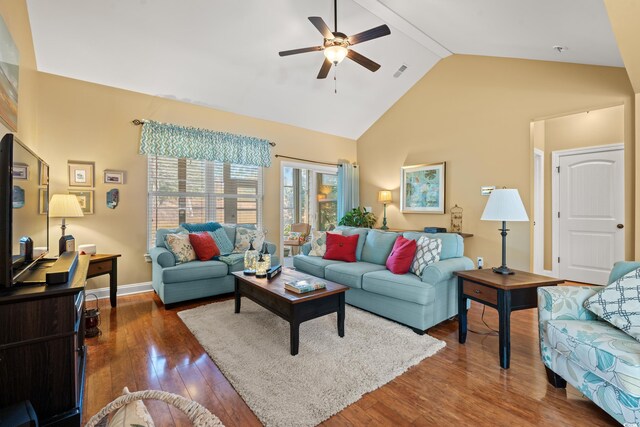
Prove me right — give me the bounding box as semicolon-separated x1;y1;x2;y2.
450;204;463;233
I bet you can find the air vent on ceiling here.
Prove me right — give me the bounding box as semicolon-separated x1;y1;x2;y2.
393;64;408;78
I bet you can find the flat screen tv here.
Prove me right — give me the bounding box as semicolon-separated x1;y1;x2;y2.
0;133;49;288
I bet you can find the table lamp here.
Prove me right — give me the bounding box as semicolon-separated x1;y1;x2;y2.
481;188;529;275
378;190;392;230
49;194;84;255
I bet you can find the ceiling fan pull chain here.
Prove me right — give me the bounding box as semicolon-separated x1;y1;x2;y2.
334;66;338;94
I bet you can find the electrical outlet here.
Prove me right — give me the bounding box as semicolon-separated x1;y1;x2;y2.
477;257;484;269
364;206;372;212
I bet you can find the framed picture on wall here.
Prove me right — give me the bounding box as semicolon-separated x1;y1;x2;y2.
39;161;49;186
69;189;94;214
104;170;125;184
68;161;94;187
400;162;446;214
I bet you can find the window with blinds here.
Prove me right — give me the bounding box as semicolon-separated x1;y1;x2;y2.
147;156;263;249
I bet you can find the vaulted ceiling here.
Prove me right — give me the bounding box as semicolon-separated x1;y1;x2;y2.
26;0;622;139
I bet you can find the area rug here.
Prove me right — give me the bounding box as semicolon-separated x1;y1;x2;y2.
178;299;445;427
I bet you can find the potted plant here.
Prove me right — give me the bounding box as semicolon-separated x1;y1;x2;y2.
338;207;377;228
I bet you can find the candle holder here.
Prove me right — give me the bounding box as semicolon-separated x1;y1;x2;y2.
243;240;259;275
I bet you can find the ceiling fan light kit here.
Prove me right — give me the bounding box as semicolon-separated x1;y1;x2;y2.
279;0;391;80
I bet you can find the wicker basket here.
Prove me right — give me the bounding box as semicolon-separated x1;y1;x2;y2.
85;389;224;427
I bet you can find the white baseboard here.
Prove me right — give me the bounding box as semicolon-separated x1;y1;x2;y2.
86;281;153;300
543;270;556;277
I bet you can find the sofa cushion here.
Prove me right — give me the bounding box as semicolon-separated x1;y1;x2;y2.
411;236;442;276
362;270;434;305
233;227;265;253
155;227;186;247
210;228;234;255
386;236;416;275
546;319;640;397
325;262;386;289
585;268;640;342
164;233;196;264
335;227;369;261
361;230;399;265
293;255;344;278
324;233;358;262
189;232;220;261
180;221;221;233
308;230;343;257
162;260;228;284
403;232;463;260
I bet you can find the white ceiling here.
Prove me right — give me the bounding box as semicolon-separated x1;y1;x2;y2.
26;0;622;140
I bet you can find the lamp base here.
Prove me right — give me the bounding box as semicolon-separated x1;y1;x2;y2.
380;225;389;230
492;265;515;275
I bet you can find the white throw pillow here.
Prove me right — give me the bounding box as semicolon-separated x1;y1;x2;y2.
164;233;196;264
308;230;343;257
410;236;442;276
233;227;265;253
584;268;640;342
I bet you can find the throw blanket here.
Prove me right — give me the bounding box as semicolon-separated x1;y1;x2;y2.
218;253;245;266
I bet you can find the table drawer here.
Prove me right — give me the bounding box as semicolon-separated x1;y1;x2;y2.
463;280;498;305
88;260;111;277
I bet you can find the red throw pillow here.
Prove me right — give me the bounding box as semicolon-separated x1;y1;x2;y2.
323;233;359;262
189;232;220;261
386;236;417;274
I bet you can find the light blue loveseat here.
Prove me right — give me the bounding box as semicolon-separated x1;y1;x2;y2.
150;225;279;307
538;261;640;425
293;227;474;333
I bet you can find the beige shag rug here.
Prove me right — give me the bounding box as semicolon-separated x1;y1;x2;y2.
178;299;445;427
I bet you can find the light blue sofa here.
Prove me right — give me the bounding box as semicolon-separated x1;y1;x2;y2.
150;225;279;307
293;227;474;333
538;261;640;425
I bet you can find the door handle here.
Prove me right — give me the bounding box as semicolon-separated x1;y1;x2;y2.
617;224;624;229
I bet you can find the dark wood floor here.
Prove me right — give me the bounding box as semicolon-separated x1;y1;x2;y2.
83;291;617;426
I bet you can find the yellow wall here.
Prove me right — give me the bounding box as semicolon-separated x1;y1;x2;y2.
357;55;635;271
535;105;628;270
605;0;640;93
34;73;356;288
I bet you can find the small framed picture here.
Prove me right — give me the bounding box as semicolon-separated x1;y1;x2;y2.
68;161;94;187
69;189;94;214
39;188;49;215
12;163;28;180
39;161;49;186
400;162;446;214
104;170;125;184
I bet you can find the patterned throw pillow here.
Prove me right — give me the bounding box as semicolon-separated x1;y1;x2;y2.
233;227;265;253
209;228;234;255
584;268;640;341
164;233;196;264
410;235;442;277
108;387;155;427
308;230;343;257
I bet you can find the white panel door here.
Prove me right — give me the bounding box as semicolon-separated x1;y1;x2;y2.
558;149;624;285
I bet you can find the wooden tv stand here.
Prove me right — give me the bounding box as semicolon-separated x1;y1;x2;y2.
0;255;90;426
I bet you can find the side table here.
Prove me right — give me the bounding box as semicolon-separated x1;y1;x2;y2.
88;254;121;307
454;268;564;369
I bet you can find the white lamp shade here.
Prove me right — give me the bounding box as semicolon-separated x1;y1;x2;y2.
378;190;392;203
481;189;529;222
49;194;84;218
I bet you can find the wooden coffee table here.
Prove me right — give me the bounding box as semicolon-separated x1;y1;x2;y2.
454;268;564;369
232;268;349;355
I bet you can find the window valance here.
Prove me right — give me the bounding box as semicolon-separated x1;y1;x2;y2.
139;120;273;167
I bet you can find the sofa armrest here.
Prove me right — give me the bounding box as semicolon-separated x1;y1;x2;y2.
150;246;176;268
608;261;640;284
301;242;312;256
537;286;599;323
421;257;474;284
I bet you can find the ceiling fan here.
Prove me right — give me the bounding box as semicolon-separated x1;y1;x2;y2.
278;0;391;79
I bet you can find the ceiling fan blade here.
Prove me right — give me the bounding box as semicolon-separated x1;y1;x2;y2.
317;58;333;79
347;50;381;72
348;24;391;45
308;16;333;39
279;46;323;57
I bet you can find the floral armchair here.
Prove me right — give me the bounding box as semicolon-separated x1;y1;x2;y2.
538;261;640;425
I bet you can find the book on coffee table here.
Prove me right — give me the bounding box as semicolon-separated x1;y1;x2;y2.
284;279;327;294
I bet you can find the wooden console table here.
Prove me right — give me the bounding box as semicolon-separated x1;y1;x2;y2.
454;268;563;369
88;254;121;307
